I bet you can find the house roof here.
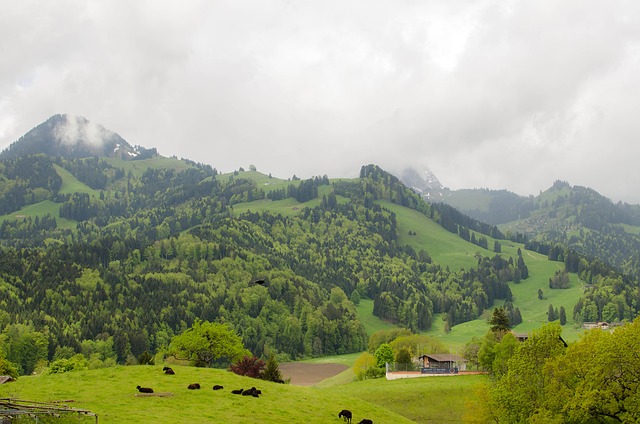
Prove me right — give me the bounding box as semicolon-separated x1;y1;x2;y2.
420;354;466;363
510;332;568;347
0;376;16;384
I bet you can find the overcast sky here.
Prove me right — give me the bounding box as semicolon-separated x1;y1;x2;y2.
1;1;640;203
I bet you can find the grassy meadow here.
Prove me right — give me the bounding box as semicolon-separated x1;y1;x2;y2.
1;364;422;424
381;200;481;271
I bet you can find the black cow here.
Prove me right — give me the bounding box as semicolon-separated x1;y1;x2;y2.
338;409;352;423
358;420;373;424
212;385;224;390
242;387;259;397
162;366;175;375
231;388;243;394
187;383;201;390
136;386;154;393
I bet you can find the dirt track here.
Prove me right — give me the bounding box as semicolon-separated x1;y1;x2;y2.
279;362;349;386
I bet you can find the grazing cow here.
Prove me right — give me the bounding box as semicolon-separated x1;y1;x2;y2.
136;386;154;394
212;385;224;390
358;420;373;424
242;387;259;396
338;409;352;423
187;383;201;390
231;389;243;394
162;367;175;375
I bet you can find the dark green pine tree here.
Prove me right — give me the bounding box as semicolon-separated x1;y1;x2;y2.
261;356;283;383
490;307;511;334
548;304;556;322
513;307;523;326
559;306;567;325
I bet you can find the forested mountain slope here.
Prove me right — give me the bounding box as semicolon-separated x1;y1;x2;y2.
421;177;640;327
0;116;638;376
0;147;522;373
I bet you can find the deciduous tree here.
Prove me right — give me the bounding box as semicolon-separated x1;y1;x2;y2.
169;320;248;367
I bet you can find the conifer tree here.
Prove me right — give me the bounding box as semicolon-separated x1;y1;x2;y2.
261;356;283;383
548;304;556;322
490;307;511;335
559;306;567;325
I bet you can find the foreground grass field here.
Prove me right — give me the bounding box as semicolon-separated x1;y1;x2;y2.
1;365;418;424
332;373;487;423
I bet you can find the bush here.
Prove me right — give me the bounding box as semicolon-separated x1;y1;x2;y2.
230;355;265;378
353;352;384;380
48;354;88;374
374;343;394;368
138;351;155;365
0;357;19;379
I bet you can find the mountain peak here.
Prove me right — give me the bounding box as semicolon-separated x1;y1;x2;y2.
0;114;157;160
399;166;447;199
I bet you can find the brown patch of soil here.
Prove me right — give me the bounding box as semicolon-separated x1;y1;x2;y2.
279;362;349;386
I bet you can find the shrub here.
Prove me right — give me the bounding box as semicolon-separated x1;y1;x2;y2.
230;355;265;378
48;354;88;374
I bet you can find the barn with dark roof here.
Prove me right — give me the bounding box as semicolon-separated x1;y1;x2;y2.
418;354;466;373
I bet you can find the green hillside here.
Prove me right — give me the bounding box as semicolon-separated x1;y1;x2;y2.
230;178;587;347
102;156;196;177
381;200;481;270
0;155;626;384
2;365;417;424
0;362;487;424
54;164;100;196
0;200;77;230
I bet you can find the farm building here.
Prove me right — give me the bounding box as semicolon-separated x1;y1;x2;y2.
0;376;15;385
511;331;569;347
385;354;469;380
418;354;466;373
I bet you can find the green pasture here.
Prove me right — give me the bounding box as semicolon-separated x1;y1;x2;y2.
620;223;640;235
0;200;77;230
102;156;195;178
54;164;99;196
356;298;398;336
2;365;414;424
423;314;490;352
331;373;487;424
381;201;480;270
230;186;349;218
219;170;290;191
231;198;305;218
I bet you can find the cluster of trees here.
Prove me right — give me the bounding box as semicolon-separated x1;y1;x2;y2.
525;240;640;325
266;175;329;202
548;269;570;289
0;214;57;239
0;155;62;214
547;305;567;324
466;319;640;423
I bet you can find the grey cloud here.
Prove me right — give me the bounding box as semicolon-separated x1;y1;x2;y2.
1;0;640;202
